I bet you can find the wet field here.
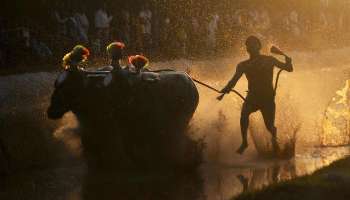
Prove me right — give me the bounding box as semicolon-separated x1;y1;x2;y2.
1;48;350;199
1;147;349;200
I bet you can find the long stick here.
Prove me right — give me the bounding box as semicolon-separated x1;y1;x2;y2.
150;69;249;102
191;78;221;93
191;78;247;102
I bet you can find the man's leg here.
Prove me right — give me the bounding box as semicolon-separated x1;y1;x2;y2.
237;103;255;154
261;102;279;154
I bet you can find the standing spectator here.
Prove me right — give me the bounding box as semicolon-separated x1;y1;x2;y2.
95;3;113;49
139;3;152;55
247;8;259;35
320;11;329;30
74;6;89;44
175;18;188;57
188;16;200;56
216;14;229;53
159;15;171;57
289;10;301;38
320;0;330;8
51;3;70;53
235;8;250;37
207;13;219;53
30;31;53;61
53;9;68;37
66;10;81;43
337;8;345;32
120;9;131;46
21;26;31;49
134;15;144;54
319;0;330;31
151;8;161;54
91;35;102;55
258;7;271;35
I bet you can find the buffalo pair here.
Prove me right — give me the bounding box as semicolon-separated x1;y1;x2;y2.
47;45;202;170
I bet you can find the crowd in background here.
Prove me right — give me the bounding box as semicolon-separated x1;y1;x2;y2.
1;0;350;68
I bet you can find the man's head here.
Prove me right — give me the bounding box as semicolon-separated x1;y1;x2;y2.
129;55;149;73
107;42;125;60
245;36;262;56
62;45;90;70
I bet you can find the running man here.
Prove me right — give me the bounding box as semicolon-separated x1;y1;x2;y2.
220;36;293;155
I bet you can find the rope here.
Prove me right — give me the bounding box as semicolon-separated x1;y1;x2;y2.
274;69;284;97
192;69;284;104
191;78;247;102
149;68;248;102
191;78;221;93
149;67;283;103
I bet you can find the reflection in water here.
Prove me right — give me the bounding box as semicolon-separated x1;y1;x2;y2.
1;147;348;200
202;146;349;200
239;163;296;192
202;160;296;199
0;166;84;200
81;170;204;200
295;146;350;176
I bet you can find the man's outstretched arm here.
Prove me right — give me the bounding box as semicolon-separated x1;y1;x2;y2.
220;64;244;93
273;56;293;72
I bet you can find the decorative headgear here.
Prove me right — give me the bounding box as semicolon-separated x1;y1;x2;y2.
128;55;149;72
62;45;90;70
106;42;125;60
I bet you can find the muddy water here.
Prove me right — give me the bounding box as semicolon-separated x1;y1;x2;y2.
203;146;350;199
2;48;350;199
0;147;349;200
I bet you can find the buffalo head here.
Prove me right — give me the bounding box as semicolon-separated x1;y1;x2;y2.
47;71;85;119
47;68;126;120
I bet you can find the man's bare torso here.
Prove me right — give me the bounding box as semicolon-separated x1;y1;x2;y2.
238;55;277;101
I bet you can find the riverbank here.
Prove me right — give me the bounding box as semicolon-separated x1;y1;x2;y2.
235;156;350;200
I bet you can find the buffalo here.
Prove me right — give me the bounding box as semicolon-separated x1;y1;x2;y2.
47;68;202;170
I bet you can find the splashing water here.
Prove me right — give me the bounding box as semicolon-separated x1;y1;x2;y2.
247;93;301;159
322;80;350;146
2;48;350;199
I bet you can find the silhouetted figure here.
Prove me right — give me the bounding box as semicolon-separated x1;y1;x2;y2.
220;36;293;155
128;54;149;73
106;41;125;70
